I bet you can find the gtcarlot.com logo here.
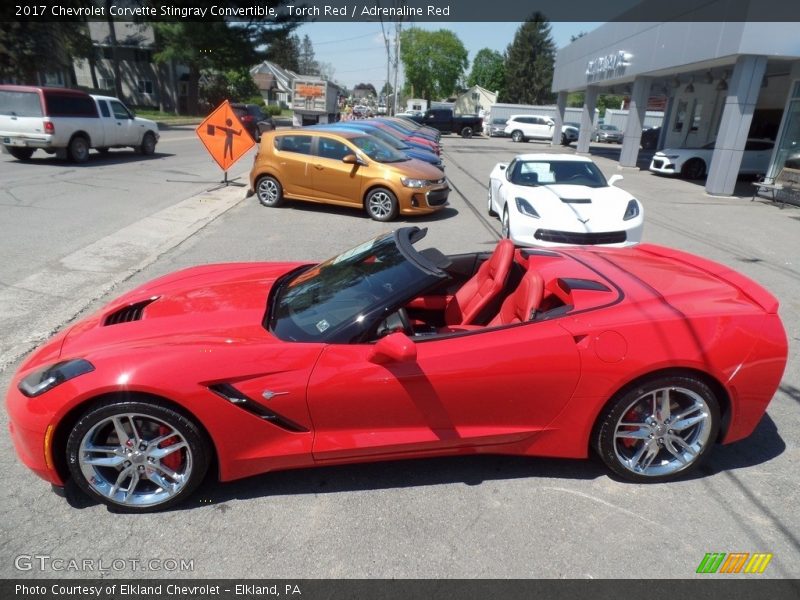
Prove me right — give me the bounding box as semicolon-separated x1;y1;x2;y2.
696;552;773;574
14;554;194;572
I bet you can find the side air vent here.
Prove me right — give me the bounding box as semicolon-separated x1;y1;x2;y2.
208;383;308;433
103;297;158;326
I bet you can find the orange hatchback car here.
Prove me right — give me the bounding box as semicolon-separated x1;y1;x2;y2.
249;129;449;221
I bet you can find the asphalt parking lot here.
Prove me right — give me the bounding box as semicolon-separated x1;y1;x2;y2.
1;133;798;579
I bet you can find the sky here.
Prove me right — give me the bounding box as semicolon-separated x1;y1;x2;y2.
293;21;602;90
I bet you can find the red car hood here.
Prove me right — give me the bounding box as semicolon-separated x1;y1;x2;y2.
59;262;306;357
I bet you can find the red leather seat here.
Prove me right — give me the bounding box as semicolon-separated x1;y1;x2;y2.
487;268;545;327
444;239;514;326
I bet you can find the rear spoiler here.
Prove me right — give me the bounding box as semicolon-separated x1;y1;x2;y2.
635;244;779;314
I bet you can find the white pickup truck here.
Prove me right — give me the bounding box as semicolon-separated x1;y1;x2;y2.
0;85;159;163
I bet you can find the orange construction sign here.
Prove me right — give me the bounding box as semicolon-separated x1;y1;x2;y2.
196;100;255;171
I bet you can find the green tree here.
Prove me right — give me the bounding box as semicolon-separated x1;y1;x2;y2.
298;34;318;76
153;22;258;115
201;68;261;108
400;28;468;102
266;31;300;72
503;15;556;105
467;48;505;95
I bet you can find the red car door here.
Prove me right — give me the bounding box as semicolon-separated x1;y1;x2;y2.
306;322;581;461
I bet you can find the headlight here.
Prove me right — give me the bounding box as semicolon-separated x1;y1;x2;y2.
401;177;430;188
623;199;640;221
18;359;95;398
515;197;540;219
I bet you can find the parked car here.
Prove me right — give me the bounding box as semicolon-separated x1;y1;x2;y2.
562;122;581;145
230;103;274;142
316;122;443;170
649;139;775;179
363;119;440;155
640;126;661;150
488;154;643;247
6;226;786;511
593;124;624;144
504;114;555;143
408;108;483;138
487;117;509;137
249;129;449;221
0;85;159;162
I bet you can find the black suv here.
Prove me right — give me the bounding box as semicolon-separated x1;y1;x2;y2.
230;103;275;142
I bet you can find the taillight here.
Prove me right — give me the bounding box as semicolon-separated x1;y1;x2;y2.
44;121;54;134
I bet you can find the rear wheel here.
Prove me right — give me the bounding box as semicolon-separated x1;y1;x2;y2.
66;400;210;512
460;126;474;138
68;136;90;163
8;147;35;160
594;375;720;482
255;175;284;207
365;187;399;222
681;158;706;180
511;130;525;143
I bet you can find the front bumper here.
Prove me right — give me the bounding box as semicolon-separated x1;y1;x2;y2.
6;383;62;485
509;218;643;248
649;157;679;175
399;185;450;215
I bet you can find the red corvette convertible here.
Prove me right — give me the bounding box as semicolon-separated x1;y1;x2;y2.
6;228;787;511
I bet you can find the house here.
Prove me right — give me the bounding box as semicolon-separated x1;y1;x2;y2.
72;22;184;111
250;60;298;108
454;85;497;116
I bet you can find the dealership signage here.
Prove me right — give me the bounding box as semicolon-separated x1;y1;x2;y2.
586;51;632;80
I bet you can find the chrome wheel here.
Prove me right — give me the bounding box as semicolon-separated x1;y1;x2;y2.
67;401;209;511
365;188;398;221
501;206;510;238
511;130;524;143
256;176;283;207
69;136;89;163
596;377;720;482
78;413;192;507
487;186;497;216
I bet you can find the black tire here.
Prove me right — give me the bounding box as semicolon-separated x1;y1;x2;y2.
460;126;473;138
681;158;706;180
561;133;568;146
501;206;510;239
511;130;525;143
365;187;399;222
255;175;284;207
138;132;157;156
68;136;90;163
487;185;497;217
8;147;35;160
65;399;210;512
594;375;720;483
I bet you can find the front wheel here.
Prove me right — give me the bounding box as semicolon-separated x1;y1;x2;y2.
8;147;35;160
138;132;157;156
594;375;720;482
681;158;706;180
561;133;568;146
487;185;497;217
365;187;398;222
66;400;210;512
501;206;511;239
511;130;525;143
460;126;473;138
255;175;284;207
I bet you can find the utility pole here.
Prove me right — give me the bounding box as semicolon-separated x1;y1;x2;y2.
393;20;401;115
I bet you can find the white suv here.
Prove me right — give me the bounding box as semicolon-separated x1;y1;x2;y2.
504;114;555;143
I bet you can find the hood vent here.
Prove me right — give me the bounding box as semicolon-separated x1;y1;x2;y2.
103;297;157;326
560;197;592;204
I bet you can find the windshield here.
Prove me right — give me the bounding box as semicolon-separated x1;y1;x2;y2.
508;160;608;188
359;126;407;150
350;135;409;163
270;232;430;342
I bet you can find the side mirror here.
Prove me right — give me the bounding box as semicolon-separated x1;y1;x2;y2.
369;332;417;364
499;164;506;170
343;154;365;165
608;174;624;186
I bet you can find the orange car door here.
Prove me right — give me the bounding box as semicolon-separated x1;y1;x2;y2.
310;136;364;206
273;134;315;198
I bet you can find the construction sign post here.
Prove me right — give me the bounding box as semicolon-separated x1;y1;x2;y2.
196;100;255;177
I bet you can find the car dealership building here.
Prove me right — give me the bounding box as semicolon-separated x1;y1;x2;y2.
551;15;800;196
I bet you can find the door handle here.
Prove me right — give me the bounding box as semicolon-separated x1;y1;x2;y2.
314;164;324;170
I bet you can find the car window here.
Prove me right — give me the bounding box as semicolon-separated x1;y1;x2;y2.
350;135;408;163
98;100;110;118
510;160;608;188
492;118;507;125
109;100;130;119
45;93;97;117
275;134;312;155
317;137;352;160
0;90;43;117
745;140;774;151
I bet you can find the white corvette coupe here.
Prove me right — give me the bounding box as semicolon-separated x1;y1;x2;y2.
488;154;644;247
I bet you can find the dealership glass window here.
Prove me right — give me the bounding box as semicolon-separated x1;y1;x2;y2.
137;80;153;95
767;80;800;179
673;100;688;132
